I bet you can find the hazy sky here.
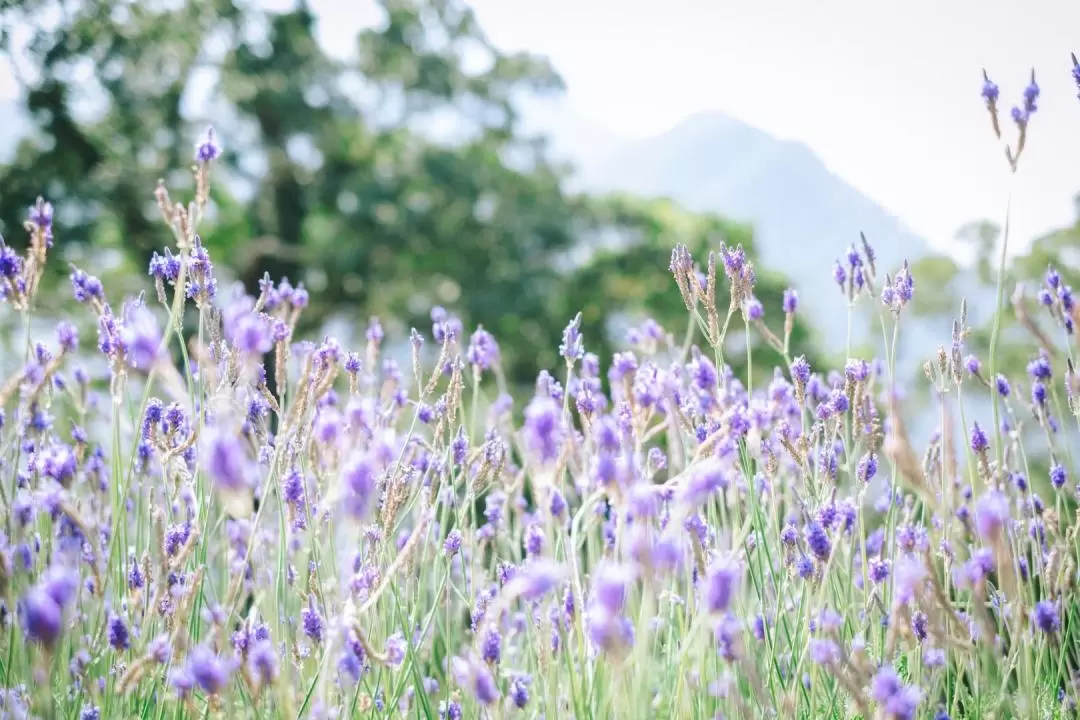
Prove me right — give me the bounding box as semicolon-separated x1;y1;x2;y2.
3;0;1079;256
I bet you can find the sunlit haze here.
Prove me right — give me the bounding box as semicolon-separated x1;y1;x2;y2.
3;0;1079;255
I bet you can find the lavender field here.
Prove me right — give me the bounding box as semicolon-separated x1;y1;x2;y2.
1;62;1080;720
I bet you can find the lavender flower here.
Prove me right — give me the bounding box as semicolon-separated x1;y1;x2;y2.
805;521;831;562
343;452;379;521
509;560;564;601
20;588;63;647
195;126;222;163
203;430;254;493
248;641;279;686
1033;600;1060;633
444;529;463;556
523;394;561;464
832;261;846;289
466;328;499;370
559;313;585;361
184;645;232;695
107;613;130;651
969;422;989;453
451;655;499;705
1051;463;1067;490
384;632;407;666
782;288;798;313
704;556;741;614
974;490;1009;541
301;598;323;644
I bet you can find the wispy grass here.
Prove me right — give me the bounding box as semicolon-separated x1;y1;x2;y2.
0;70;1078;720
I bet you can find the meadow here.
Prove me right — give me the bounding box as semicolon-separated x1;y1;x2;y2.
0;64;1078;720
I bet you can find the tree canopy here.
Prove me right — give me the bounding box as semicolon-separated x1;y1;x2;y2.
0;0;816;386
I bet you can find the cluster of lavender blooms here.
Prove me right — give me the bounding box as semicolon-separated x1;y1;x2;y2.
0;67;1079;720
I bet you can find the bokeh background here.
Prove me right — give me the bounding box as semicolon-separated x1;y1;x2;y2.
1;0;1079;400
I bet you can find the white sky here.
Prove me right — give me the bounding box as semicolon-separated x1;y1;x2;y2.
3;0;1079;255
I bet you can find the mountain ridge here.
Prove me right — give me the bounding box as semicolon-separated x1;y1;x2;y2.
552;109;940;356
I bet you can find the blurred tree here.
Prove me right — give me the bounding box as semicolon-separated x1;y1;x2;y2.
955;219;1001;286
0;0;815;386
555;194;819;381
908;254;961;318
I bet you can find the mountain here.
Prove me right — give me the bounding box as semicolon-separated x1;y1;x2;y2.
515;95;629;170
574;113;931;332
554;111;962;380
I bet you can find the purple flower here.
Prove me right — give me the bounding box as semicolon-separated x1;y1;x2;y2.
70;269;104;304
745;297;764;320
0;243;22;279
981;73;1000;104
185;645;232;695
21;588;63;646
893;555;927;604
969;422;989;453
122;305;163;370
481;627;501;665
525;524;545;556
508;559;564;601
680;458;725;507
805;521;831;562
466;328;499;370
974;490;1009;541
1032;381;1047;406
385;632;407;666
27;197;53;243
832;261;846;288
871;666;903;703
195;127;222;163
704;556;741;614
720;245;750;283
791;356;810;385
783;288;798;313
1023;74;1040;115
343;453;379;520
108;613;130;651
451;655;500;705
1033;600;1060;633
592;563;635;615
510;674;531;709
444;529;462;556
689;352;717;391
964;355;980;375
229;312;273;356
1027;354;1052;380
559;313;584;361
203;431;252;492
808;638;840;665
523;395;561;464
301;598;323;644
248;640;279;686
858;452;878;483
42;566;79;607
912;611;928;641
869;558;890;584
148;635;172;664
1051;464;1067;490
366;317;384;343
586;605;634;653
56;322;79;353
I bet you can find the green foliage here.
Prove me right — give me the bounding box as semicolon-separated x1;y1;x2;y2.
0;0;813;390
909;254;961;317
